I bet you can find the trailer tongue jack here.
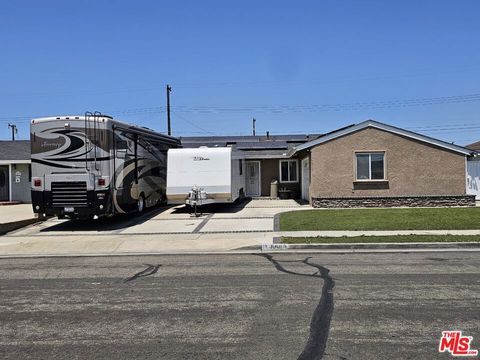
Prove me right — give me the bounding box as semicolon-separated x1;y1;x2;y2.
187;186;208;217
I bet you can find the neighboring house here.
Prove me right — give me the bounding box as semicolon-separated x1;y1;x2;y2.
466;140;480;200
466;140;480;152
290;120;475;207
0;140;32;203
180;133;324;199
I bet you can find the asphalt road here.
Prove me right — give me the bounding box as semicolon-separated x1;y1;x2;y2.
0;252;479;360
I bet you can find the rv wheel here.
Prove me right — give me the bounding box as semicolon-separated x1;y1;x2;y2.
137;195;145;214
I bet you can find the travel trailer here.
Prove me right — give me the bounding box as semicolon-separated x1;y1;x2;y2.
167;147;246;208
31;113;180;219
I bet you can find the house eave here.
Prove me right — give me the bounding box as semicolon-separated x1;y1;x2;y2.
242;154;289;159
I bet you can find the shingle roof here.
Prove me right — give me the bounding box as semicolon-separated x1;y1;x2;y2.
180;134;322;153
0;140;30;161
466;140;480;151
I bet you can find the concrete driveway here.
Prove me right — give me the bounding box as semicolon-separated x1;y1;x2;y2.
0;199;310;256
123;199;306;234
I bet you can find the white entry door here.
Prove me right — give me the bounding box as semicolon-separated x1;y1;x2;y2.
246;161;260;196
301;158;310;201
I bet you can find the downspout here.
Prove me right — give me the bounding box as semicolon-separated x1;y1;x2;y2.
8;164;12;202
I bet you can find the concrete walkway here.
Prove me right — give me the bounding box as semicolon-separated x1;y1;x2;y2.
1;228;479;258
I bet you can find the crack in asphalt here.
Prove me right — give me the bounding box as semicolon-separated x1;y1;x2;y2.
123;264;161;283
260;254;335;360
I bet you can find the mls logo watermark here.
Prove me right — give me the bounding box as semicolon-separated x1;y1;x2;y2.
439;331;478;356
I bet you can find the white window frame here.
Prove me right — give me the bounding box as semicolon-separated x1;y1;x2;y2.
355;152;385;181
279;159;299;183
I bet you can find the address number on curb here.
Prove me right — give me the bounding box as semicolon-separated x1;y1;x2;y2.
261;244;290;251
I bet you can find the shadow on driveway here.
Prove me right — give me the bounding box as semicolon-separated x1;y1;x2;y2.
171;198;252;215
39;205;175;233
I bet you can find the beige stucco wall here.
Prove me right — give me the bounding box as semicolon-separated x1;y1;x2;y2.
310;127;466;198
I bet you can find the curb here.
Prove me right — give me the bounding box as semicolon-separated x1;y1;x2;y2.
1;242;480;259
0;218;42;236
0;201;21;206
263;241;480;250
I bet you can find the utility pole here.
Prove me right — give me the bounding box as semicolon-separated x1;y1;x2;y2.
8;123;17;141
166;84;172;136
252;118;256;136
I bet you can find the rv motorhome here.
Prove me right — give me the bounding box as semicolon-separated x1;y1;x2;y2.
167;147;246;208
31;113;180;219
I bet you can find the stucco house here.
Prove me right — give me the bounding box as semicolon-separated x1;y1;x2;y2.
290;120;475;207
0;140;32;203
183;120;476;207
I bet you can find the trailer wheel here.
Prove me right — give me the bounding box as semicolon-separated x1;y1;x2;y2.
137;195;145;214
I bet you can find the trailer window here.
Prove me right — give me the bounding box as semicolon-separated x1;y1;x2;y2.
239;159;243;175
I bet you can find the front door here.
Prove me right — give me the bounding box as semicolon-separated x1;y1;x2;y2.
0;166;9;201
246;161;260;196
301;158;310;201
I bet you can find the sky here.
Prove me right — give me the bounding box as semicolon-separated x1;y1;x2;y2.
1;0;480;145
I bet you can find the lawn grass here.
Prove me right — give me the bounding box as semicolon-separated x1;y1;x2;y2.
281;235;480;244
279;208;480;231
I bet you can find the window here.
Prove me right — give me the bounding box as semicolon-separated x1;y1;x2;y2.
116;138;128;158
239;159;243;175
115;132;135;159
356;152;385;180
279;160;298;183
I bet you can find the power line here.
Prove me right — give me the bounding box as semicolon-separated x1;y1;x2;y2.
172;111;213;135
103;92;480;115
3;91;480;123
